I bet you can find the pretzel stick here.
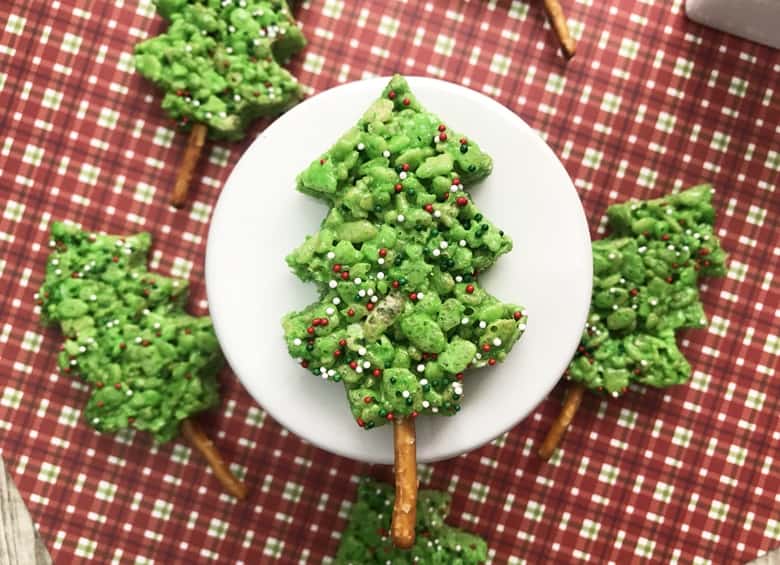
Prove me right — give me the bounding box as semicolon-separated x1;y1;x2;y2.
171;123;208;208
181;418;248;499
538;382;585;460
543;0;577;59
391;417;417;549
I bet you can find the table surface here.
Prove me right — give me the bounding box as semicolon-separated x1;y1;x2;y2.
0;0;778;563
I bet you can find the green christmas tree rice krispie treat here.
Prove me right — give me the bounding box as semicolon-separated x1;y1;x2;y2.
135;0;306;206
335;478;488;565
282;75;527;547
283;75;527;430
38;222;246;497
539;185;727;459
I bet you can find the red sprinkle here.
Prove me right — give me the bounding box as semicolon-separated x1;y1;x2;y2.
465;284;475;294
438;124;446;132
321;318;329;326
332;264;341;272
666;276;674;283
319;159;327;165
112;256;119;262
341;271;350;280
630;288;639;296
379;248;387;257
119;342;126;350
307;327;315;334
452;178;460;185
333;349;342;357
388;90;396;100
366;303;375;311
339;339;347;347
699;248;710;256
459;137;467;145
456;197;468;207
439;133;447;142
424;204;434;213
411;411;419;418
312;318;321;326
409;292;418;301
142;340;150;347
402;163;410;172
372;369;381;377
127;417;135;424
114;383;122;390
349;361;358;369
394;183;403;193
513;311;522;320
364;396;373;404
402;98;410;106
300;360;309;368
96;381;104;389
455;373;464;381
482;343;491;352
662;234;670;241
357;417;365;427
386;412;394;421
347;308;355;317
488;358;497;366
392;280;400;288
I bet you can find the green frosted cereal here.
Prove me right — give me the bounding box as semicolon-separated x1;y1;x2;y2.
38;222;222;442
569;185;726;395
282;76;527;429
135;0;304;140
334;478;488;564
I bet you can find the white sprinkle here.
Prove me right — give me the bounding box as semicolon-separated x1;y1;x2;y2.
134;337;142;344
402;390;410;398
205;112;212;119
450;184;459;192
479;321;487;329
493;338;502;346
397;214;405;223
226;47;233;54
358;347;367;356
377;258;385;265
440;241;448;249
321;373;328;380
329;280;338;289
432;249;441;256
422;400;430;408
126;390;133;396
371;296;378;303
89;294;97;301
70;359;77;366
356;367;363;373
433;135;439;144
320;367;327;373
78;346;86;353
649;298;658;306
459;239;467;247
354;277;362;285
612;391;620;398
377;272;385;279
432;407;439;413
234;94;241;101
328;369;335;377
51;259;59;266
612;305;619;310
382;150;391;157
638;246;647;253
326;251;335;259
433;210;441;218
399;172;408;180
219;112;227;118
419;379;428;386
293;338;302;346
332;297;341;305
608;253;617;260
417;364;425;372
48;240;56;247
356;143;365;151
92;418;100;424
455;275;463;282
185;45;192;52
358;290;366;297
641;360;649;367
461;317;469;325
326;307;335;315
518;323;527;331
417;293;424;300
667;244;675;250
475;353;482;360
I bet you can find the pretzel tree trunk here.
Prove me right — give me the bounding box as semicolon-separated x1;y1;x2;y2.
181;418;248;499
391;417;417;549
538;382;586;460
171;123;208;208
543;0;577;59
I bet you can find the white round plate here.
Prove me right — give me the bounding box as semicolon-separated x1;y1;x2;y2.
206;76;592;464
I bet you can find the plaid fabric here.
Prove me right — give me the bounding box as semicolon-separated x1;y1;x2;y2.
0;0;777;563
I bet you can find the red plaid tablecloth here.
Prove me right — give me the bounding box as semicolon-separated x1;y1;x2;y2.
0;0;778;563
